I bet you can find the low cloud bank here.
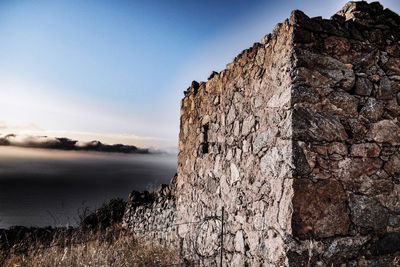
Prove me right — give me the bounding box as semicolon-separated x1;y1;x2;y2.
0;134;151;154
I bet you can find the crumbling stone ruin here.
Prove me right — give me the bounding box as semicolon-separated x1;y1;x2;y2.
123;2;400;266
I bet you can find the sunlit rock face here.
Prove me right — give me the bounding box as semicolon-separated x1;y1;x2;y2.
124;2;400;266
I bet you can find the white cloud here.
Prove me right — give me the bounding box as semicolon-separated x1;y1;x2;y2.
0;121;175;149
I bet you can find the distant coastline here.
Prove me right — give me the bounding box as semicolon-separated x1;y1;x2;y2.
0;134;151;154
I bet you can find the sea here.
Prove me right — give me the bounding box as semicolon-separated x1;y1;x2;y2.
0;146;177;228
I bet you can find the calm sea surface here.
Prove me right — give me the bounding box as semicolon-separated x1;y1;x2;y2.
0;147;177;228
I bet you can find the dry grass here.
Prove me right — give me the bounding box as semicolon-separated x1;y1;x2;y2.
1;198;182;266
3;230;179;267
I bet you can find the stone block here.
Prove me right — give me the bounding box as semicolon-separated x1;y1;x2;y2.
293;107;348;142
292;179;350;239
350;143;381;157
360;98;384;121
355;77;373;96
367;120;400;144
349;194;389;230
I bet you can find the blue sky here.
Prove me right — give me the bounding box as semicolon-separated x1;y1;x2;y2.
0;0;399;148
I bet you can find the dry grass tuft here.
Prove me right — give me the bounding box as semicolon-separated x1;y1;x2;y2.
3;230;179;267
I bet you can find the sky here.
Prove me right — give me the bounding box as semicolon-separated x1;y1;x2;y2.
0;0;399;148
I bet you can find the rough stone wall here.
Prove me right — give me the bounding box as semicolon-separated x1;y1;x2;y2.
175;18;295;266
289;2;400;266
125;19;296;265
123;2;400;266
123;181;178;247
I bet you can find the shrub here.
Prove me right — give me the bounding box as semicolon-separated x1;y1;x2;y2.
81;198;126;230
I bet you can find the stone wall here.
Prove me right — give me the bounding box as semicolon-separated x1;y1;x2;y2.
174;14;296;265
123;178;178;247
123;2;400;266
289;2;400;265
